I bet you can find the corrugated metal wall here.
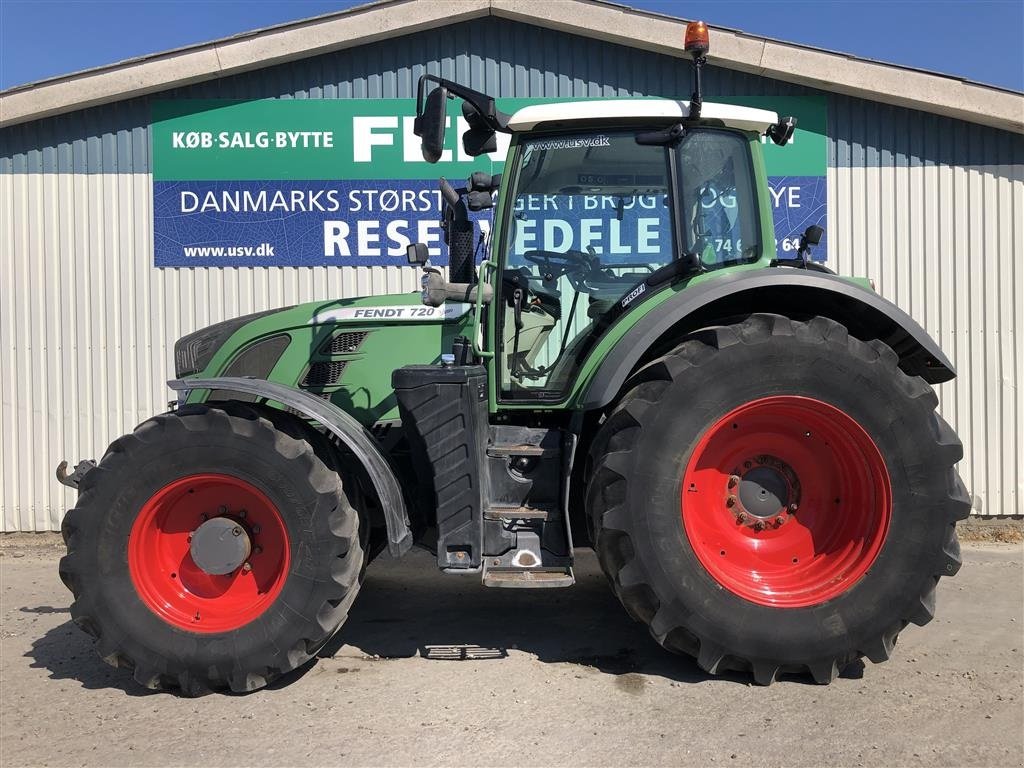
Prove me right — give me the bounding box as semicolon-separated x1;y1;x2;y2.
1;17;1022;530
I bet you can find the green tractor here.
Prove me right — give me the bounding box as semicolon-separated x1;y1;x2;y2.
57;24;969;694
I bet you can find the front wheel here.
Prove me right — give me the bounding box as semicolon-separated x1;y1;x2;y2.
60;403;363;695
587;314;970;684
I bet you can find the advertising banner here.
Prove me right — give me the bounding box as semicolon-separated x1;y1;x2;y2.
151;96;827;267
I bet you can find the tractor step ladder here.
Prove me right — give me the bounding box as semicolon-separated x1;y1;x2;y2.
481;428;576;588
481;516;574;588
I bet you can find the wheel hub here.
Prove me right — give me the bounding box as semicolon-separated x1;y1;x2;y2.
727;455;800;530
738;466;789;517
190;516;251;575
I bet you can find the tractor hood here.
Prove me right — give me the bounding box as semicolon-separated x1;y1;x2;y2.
175;292;474;425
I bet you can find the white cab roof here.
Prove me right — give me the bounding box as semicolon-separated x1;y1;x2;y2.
507;99;778;133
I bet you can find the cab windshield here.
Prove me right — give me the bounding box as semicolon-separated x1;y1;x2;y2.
497;127;759;399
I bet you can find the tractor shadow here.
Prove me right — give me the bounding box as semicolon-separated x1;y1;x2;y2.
26;619;161;697
25;547;862;694
321;547;760;686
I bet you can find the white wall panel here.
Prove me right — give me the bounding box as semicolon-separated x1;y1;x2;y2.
828;164;1023;518
0;172;420;531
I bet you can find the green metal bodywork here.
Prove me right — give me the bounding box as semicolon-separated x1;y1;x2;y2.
182;127;865;423
184;292;472;425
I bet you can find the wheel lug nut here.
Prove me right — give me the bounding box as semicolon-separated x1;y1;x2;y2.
242;562;252;573
252;525;261;535
727;475;740;489
218;505;227;515
726;495;738;508
253;546;263;555
753;522;764;532
789;503;799;512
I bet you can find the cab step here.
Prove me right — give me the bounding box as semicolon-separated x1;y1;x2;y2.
484;504;559;521
486;443;560;458
482;566;575;588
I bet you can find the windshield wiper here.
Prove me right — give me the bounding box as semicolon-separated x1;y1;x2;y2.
635;123;686;146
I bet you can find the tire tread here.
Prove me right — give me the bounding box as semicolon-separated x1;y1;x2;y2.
587;314;968;685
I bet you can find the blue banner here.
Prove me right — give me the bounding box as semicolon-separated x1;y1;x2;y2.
154;177;826;267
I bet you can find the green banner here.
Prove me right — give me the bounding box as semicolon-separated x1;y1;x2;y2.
151;96;826;181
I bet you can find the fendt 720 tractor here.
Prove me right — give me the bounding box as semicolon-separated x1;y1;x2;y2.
57;24;969;694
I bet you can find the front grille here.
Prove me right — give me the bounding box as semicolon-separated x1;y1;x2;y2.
223;334;290;378
322;331;368;355
301;361;347;387
173;307;288;377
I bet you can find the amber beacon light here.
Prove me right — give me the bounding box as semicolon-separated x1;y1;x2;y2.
684;20;710;56
685;21;710;119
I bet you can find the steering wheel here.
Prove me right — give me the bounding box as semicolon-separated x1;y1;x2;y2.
523;249;594;282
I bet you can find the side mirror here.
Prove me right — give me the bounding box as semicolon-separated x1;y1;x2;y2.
802;224;824;247
407;242;430;265
414;85;448;163
797;224;824;262
461;101;497;157
766;116;796;147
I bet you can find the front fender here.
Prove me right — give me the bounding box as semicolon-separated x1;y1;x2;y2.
578;270;955;411
168;377;412;557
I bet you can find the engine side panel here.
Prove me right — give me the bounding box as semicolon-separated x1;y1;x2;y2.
181;294;473;425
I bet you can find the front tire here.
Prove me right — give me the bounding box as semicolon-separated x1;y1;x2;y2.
60;403;363;695
587;314;970;684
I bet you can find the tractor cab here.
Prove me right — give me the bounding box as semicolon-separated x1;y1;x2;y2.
492;109;770;401
408;21;799;407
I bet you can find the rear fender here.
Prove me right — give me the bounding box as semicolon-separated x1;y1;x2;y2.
168;377;412;557
579;270;955;410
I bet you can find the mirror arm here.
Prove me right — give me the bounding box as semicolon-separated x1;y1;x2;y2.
415;74;511;132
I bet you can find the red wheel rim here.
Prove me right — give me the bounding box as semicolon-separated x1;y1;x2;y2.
681;396;891;608
128;474;290;633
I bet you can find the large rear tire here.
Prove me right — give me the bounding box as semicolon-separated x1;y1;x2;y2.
59;402;363;695
586;314;970;684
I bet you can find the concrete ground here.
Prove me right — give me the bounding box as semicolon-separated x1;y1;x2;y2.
1;535;1021;768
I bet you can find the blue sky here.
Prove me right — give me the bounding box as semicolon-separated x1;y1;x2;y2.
1;0;1021;92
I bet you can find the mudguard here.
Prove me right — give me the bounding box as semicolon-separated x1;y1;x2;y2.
168;377;413;557
579;270;955;410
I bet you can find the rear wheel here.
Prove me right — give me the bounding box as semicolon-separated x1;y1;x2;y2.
60;403;363;695
587;314;970;684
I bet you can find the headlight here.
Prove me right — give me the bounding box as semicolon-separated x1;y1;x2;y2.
173;309;283;377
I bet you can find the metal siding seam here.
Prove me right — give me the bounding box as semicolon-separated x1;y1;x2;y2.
0;172;16;529
12;173;29;528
